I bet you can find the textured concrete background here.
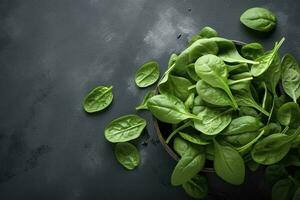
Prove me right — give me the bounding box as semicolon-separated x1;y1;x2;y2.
0;0;299;199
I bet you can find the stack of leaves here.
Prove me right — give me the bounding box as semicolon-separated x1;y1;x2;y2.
82;7;300;200
139;27;300;199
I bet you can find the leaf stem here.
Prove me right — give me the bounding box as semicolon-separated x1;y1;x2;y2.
228;77;253;85
166;121;192;144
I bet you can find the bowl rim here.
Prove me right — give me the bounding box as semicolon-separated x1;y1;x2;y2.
153;40;246;173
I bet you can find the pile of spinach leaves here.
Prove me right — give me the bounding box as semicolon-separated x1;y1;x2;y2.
82;8;300;199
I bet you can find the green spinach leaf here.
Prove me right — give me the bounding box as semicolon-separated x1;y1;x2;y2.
135;61;160;87
115;142;140;170
182;175;208;199
83;86;113;113
104;115;146;143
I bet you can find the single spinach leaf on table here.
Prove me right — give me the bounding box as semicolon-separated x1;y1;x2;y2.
114;142;140;170
182;175;208;199
159;74;193;101
171;152;206;186
213;139;245;185
135;61;160;87
221;116;264;135
195;54;238;109
83;86;113;113
281;54;300;103
196;80;234;107
147;94;196;124
251;38;285;77
136;90;155;110
272;178;296;200
104;114;146;143
240;7;276;32
241;42;265;60
193;106;232;135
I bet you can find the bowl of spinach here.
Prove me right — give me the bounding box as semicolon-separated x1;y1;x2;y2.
83;7;300;199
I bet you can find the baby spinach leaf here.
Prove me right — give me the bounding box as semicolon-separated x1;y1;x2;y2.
251;38;285;77
179;131;210;145
186;63;199;82
196;80;234;107
135;61;160;87
182;175;208;199
228;63;249;74
173;137;200;157
199;26;218;38
147;94;195;124
272;178;296;200
174;38;219;74
194;106;232;135
195;54;238;109
281;54;300;102
240;7;276;32
238;106;259;117
159;75;193;101
83;86;113;113
171;152;206;186
211;37;258;64
231;81;270;116
168;53;178;68
136;90;155;110
114;142;140;170
223;131;259;147
104;115;146;143
184;93;195;110
222;116;264;135
260;54;281;95
251;128;300;165
277;102;300;128
214;140;245;185
241;42;265;60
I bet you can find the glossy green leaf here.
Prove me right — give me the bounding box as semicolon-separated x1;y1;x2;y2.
240;7;276;32
222;116;263;135
171;152;206;186
83;86;113;113
241;43;265;60
194;106;232;135
147;94;195;124
135;61;160;87
115;142;140;170
182;175;208;199
251;38;285;77
281;54;300;102
214;140;245;185
104;115;146;143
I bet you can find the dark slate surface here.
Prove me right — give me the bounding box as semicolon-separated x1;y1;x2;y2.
0;0;299;199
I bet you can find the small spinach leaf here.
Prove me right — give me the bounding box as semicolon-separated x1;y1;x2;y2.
136;90;155;110
83;86;113;113
104;115;146;143
135;61;160;87
240;7;276;32
241;42;265;60
182;175;208;199
114;142;140;170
